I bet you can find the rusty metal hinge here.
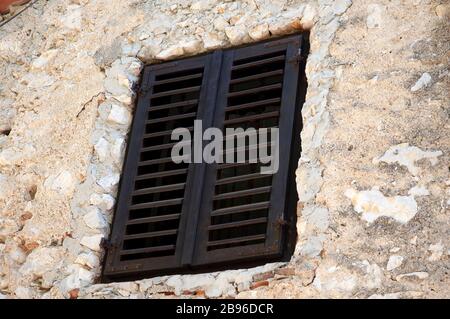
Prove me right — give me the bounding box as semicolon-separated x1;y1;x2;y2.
276;217;288;227
101;238;117;250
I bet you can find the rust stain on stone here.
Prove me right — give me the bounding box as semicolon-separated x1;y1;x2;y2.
250;280;269;290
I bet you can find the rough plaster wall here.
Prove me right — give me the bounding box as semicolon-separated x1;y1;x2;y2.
0;0;448;299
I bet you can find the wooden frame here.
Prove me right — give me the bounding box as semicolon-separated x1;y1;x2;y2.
102;34;305;282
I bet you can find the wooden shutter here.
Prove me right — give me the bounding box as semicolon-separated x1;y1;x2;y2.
103;53;221;280
103;35;304;281
191;35;303;266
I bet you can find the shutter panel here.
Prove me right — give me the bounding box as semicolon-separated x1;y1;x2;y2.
103;53;221;280
192;35;303;266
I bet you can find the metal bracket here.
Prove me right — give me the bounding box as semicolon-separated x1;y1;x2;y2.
276;217;288;227
101;238;116;250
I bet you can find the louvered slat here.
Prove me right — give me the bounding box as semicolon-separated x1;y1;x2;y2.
143;126;194;139
207;234;266;247
227;83;282;98
210;202;271;217
127;213;181;225
119;245;176;256
124;229;178;240
223;111;280;125
231;55;285;70
150;85;201;98
226;97;281;112
132;183;186;196
212;186;271;200
207;217;268;231
146;112;197;124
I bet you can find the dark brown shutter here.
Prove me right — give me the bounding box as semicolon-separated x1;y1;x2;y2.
191;35;303;266
103;35;304;281
103;53;221;279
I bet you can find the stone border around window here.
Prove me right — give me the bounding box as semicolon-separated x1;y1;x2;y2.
53;1;352;299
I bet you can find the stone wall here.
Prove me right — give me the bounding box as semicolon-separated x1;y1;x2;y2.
0;0;448;299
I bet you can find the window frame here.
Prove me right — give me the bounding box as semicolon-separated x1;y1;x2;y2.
102;34;306;282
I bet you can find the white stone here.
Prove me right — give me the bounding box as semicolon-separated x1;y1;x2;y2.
121;43;141;57
191;0;216;11
31;49;58;69
302;205;329;231
41;270;59;289
23;72;56;89
127;60;143;77
60;265;95;292
19;247;63;278
213;16;229;31
248;23;269;41
15;286;33;299
166;273;216;295
202;32;225;49
156;46;184;60
60;5;82;30
97;173;120;192
333;0;352;15
299;235;325;257
90;193;115;210
300;4;317;29
180;39;203;54
205;275;233;298
387;255;404;271
75;252;100;269
104;78;132;103
297;164;323;202
282;5;305;19
80;234;104;252
94;137;109;162
363;261;383;289
313;264;358;294
366;4;385;29
373;143;442;176
111;137;125;163
408;186;429;197
428;242;444;261
83;206;107;229
8;245;27;264
345;187;418;224
225;26;248;45
107;104;131;125
118;74;132;90
63;236;82;256
0;145;35;167
49;170;76;196
411;73;432;92
137;38;163;60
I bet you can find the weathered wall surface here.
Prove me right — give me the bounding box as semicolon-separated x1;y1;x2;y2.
0;0;448;299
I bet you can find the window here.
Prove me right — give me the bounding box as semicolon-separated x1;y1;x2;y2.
102;34;308;282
